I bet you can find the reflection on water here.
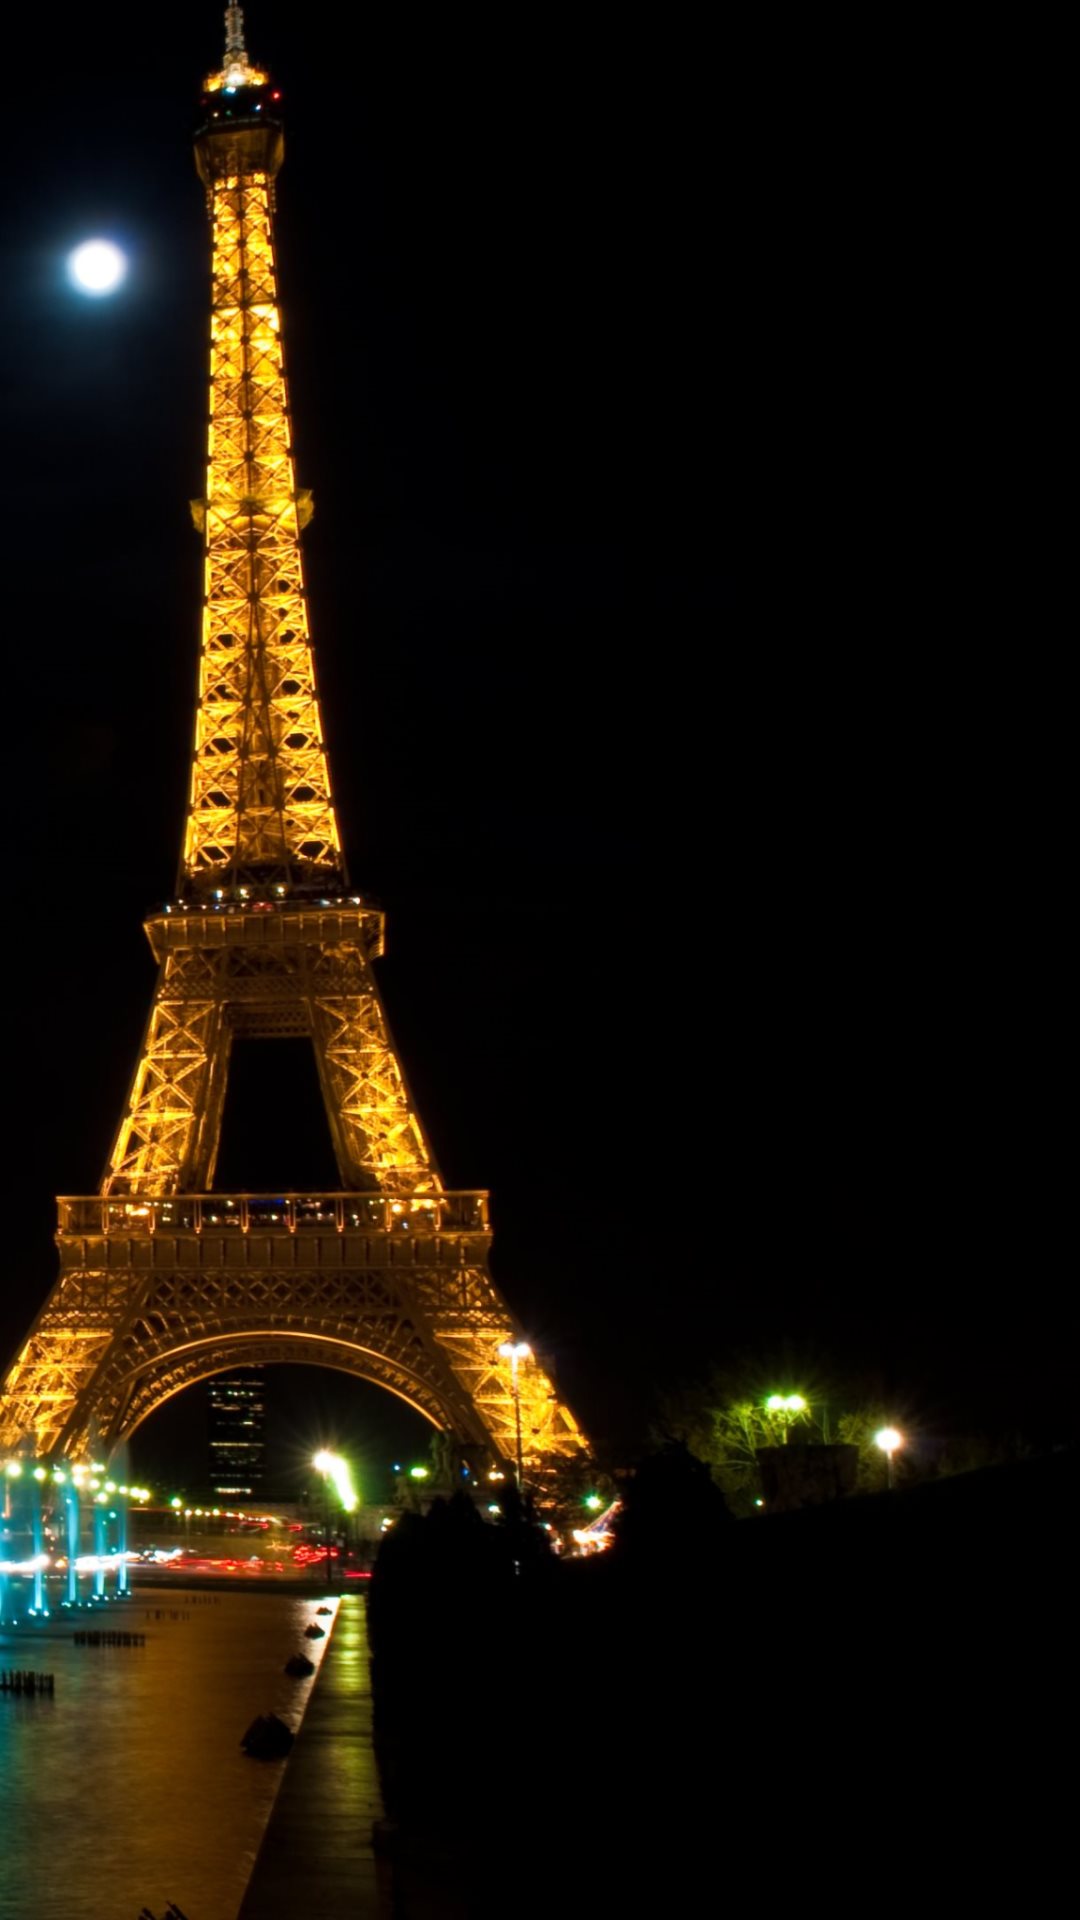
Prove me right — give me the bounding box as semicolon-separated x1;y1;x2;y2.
0;1587;338;1920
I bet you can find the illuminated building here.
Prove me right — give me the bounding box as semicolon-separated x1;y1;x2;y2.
208;1368;266;1498
0;6;585;1487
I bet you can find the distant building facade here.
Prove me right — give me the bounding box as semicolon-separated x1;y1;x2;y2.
208;1368;266;1498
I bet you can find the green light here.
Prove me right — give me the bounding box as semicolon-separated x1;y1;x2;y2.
170;1496;183;1509
584;1493;603;1511
766;1393;806;1414
5;1462;22;1479
409;1466;429;1481
33;1468;48;1482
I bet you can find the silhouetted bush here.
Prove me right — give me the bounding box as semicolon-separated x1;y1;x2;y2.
612;1438;733;1555
366;1453;1075;1913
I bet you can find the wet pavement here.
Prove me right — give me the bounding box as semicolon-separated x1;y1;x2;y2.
238;1590;389;1918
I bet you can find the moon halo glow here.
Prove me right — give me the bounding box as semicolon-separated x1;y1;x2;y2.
69;239;127;295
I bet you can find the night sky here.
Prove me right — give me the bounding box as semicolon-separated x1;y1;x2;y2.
0;7;1064;1484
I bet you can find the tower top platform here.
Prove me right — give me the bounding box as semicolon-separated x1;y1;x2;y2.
195;4;282;181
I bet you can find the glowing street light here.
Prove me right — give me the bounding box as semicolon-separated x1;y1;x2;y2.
312;1450;359;1584
498;1339;532;1490
874;1426;904;1489
765;1393;808;1443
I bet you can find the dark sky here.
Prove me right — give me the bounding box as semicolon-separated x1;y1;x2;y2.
0;7;1064;1473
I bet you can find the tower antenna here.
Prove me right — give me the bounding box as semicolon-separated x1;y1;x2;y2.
217;5;264;90
224;6;247;62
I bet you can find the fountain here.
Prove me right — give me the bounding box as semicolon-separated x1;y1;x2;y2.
0;1455;145;1624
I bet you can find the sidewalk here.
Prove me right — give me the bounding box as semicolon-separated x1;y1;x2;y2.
238;1591;388;1918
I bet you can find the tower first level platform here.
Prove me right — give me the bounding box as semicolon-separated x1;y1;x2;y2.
0;895;585;1477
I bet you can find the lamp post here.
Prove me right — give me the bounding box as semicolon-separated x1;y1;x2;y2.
313;1450;359;1582
313;1450;335;1583
874;1426;904;1489
498;1340;531;1491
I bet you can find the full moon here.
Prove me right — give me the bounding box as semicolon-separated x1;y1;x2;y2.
69;239;127;295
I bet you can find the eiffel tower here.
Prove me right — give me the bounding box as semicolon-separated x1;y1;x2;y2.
0;7;585;1484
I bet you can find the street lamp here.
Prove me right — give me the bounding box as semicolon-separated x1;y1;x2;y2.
874;1426;904;1489
312;1450;359;1582
765;1393;808;1443
313;1452;334;1582
498;1340;532;1490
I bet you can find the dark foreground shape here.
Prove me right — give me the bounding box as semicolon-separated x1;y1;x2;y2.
303;1623;325;1639
315;1604;332;1615
240;1712;294;1760
368;1456;1074;1913
284;1652;316;1676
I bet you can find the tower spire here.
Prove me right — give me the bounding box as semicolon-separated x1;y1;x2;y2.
225;6;247;61
215;5;266;92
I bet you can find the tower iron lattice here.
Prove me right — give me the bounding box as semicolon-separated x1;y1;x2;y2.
0;9;585;1486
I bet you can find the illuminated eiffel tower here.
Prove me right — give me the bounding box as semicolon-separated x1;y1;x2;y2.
0;7;585;1483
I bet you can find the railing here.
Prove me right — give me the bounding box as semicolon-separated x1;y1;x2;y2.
57;1192;489;1237
143;899;386;958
